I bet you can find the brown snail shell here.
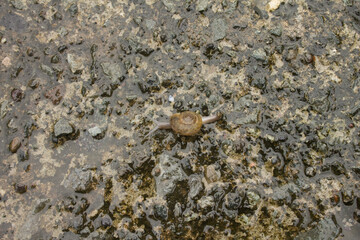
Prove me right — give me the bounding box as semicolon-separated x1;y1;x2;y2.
170;111;203;136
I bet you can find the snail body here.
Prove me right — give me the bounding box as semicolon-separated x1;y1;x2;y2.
145;111;220;137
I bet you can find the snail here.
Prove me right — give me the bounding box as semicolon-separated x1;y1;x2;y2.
145;111;221;137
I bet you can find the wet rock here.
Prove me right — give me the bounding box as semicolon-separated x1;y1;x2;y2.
174;202;182;217
305;166;316;177
68;3;78;17
198;196;215;209
0;100;9;119
9;137;21;153
137;46;154;56
302;52;315;64
67;53;84;74
269;26;282;37
101;62;125;84
271;183;300;203
307;90;330;114
70;216;84;231
11;88;24;102
24;120;37;138
252;48;267;61
137;74;161;93
143;19;155;30
244;191;261;210
342;189;354;205
154;203;168;220
183;209;200;222
203;43;218;58
212;18;227;41
40;64;54;75
101;215;112;227
54;118;74;137
225;192;242;210
188;174;203;199
196;0;209;12
73;198;89;215
294;217;340;240
14;183;27;194
28;78;40;89
51;55;60;64
152;154;186;198
205;164;221;183
266;0;282;12
117;230;141;240
354;210;360;223
33;198;50;214
88;126;106;139
10;0;26;10
63;168;96;193
161;0;176;13
44;85;65;105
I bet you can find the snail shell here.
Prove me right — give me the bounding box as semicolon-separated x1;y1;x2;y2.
170;111;203;136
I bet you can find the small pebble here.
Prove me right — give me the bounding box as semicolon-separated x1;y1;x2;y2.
14;183;27;194
9;137;21;153
11;89;24;102
101;215;112;227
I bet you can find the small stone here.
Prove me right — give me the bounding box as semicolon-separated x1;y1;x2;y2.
67;53;84;74
54;118;74;137
137;74;160;93
33;198;50;213
40;64;54;75
225;192;242;210
294;217;340;240
252;48;267;61
154;204;168;220
101;215;112;227
145;19;156;30
58;45;67;53
14;183;27;194
266;0;283;12
10;0;26;10
68;3;78;17
2;56;11;67
188;174;203;199
63;168;95;193
100;62;125;86
11;88;24;102
1;100;9;119
302;52;315;64
9;137;21;153
246;191;261;209
305;166;316;177
28;78;40;89
152;154;186;198
198;196;215;209
88;126;104;139
212;18;227;41
269;26;282;37
205;164;221;183
54;12;63;20
51;55;60;64
196;0;209;12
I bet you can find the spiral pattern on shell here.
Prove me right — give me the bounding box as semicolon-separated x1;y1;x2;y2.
170;111;203;136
